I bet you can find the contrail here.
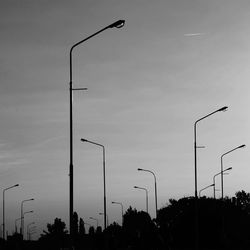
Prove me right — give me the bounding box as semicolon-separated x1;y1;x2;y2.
184;32;206;37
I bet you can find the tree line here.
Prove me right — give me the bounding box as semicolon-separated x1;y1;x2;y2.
2;190;250;249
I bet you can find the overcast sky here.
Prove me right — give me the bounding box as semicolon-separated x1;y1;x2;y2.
1;0;250;238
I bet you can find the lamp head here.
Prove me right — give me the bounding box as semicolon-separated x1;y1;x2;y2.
109;20;125;29
217;106;228;112
81;138;88;142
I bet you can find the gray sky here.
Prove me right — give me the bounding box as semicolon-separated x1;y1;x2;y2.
1;0;250;238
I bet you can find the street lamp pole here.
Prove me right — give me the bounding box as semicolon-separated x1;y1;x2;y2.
89;217;99;228
134;186;148;213
221;145;245;199
99;212;109;227
69;20;125;239
15;217;21;233
213;167;232;199
2;184;19;239
23;210;34;239
111;201;124;225
199;184;215;197
81;138;107;229
27;222;35;240
20;198;34;238
138;168;158;218
28;230;36;241
194;106;227;249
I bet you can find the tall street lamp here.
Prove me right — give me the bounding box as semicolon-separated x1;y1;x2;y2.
138;168;158;218
99;212;109;227
194;106;227;249
111;201;124;225
23;210;34;239
2;184;19;239
134;186;148;213
89;217;99;228
20;198;34;238
15;217;21;233
213;167;232;199
221;144;245;199
194;107;227;200
68;19;125;239
199;184;215;197
27;222;35;240
84;222;91;229
81;138;107;229
28;229;36;241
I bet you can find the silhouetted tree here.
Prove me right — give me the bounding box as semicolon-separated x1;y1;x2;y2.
123;206;158;250
105;222;123;250
39;218;68;250
157;195;250;249
235;190;250;213
89;226;95;236
79;217;85;236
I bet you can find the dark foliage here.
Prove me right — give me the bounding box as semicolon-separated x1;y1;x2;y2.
3;191;250;250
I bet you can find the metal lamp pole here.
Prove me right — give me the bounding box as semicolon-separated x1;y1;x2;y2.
213;167;232;199
221;144;245;199
138;168;158;218
111;201;124;225
89;217;99;228
194;106;227;249
199;184;215;197
20;198;34;238
15;217;21;233
28;230;36;241
81;138;107;229
2;184;19;239
134;186;148;213
23;210;34;238
27;222;35;240
99;212;109;227
68;20;125;239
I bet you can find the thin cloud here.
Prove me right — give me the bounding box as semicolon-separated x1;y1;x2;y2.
184;32;206;37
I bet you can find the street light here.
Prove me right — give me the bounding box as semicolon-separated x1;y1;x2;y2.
20;198;34;238
99;212;109;227
213;167;232;199
15;217;21;233
194;106;227;249
2;184;19;239
28;230;36;241
23;210;34;239
27;222;35;240
221;144;245;199
81;138;107;230
68;19;125;239
194;107;227;199
134;186;149;213
111;201;124;225
89;217;99;228
199;184;215;197
138;168;158;218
